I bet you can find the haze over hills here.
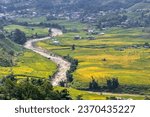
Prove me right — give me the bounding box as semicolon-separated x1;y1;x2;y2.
1;0;150;12
0;0;150;55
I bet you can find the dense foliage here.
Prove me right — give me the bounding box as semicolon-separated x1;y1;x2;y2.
88;77;119;92
64;55;78;82
89;77;99;91
0;75;72;100
10;29;27;45
107;78;119;91
0;58;12;67
0;32;22;67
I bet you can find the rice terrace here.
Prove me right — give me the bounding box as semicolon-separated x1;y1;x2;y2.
0;0;150;100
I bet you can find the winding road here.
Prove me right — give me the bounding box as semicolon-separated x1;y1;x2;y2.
24;29;71;86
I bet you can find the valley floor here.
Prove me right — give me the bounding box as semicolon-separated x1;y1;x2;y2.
24;27;150;99
1;19;150;100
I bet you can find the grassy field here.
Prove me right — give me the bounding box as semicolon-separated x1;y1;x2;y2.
48;20;87;30
4;20;86;38
16;17;87;31
0;50;57;78
36;27;150;91
16;17;47;24
4;25;49;37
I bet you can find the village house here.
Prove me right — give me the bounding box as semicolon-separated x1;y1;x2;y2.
87;36;96;40
99;32;105;35
74;35;81;40
52;40;60;45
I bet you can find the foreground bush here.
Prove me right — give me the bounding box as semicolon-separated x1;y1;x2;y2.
0;75;72;100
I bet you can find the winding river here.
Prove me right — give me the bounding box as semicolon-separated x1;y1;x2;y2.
24;29;71;86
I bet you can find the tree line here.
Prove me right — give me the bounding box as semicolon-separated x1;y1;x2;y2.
0;74;72;100
89;77;120;92
63;55;78;83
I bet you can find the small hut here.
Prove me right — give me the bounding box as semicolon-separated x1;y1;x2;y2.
87;36;96;40
52;41;60;45
74;35;81;40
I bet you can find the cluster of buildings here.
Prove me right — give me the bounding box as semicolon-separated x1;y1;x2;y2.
74;29;105;40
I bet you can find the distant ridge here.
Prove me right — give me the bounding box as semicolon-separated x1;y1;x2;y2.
128;2;150;11
0;0;148;11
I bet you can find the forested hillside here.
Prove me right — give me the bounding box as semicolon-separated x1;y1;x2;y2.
0;32;22;67
1;0;150;12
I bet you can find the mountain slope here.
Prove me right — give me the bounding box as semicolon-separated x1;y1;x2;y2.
0;32;22;67
128;2;150;11
0;37;22;52
0;0;146;12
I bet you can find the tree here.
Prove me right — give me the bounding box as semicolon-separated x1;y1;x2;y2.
59;89;72;100
76;95;83;100
106;79;112;90
15;78;40;100
71;44;75;51
107;78;119;91
11;29;26;45
97;21;102;30
0;77;72;100
48;28;52;35
2;78;16;99
64;55;78;83
5;73;16;81
0;58;12;67
112;78;119;89
89;77;99;91
59;80;66;87
66;70;73;82
8;50;15;56
144;42;149;46
0;33;5;39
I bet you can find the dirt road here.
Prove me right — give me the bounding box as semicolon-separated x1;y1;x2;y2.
24;29;71;86
88;91;145;99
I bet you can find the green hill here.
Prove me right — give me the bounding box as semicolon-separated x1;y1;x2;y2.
0;36;22;52
128;2;150;11
0;32;22;67
1;0;145;12
0;31;57;78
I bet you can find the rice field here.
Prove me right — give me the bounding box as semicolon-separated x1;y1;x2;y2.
4;25;49;37
36;27;150;89
0;51;57;78
1;18;150;97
